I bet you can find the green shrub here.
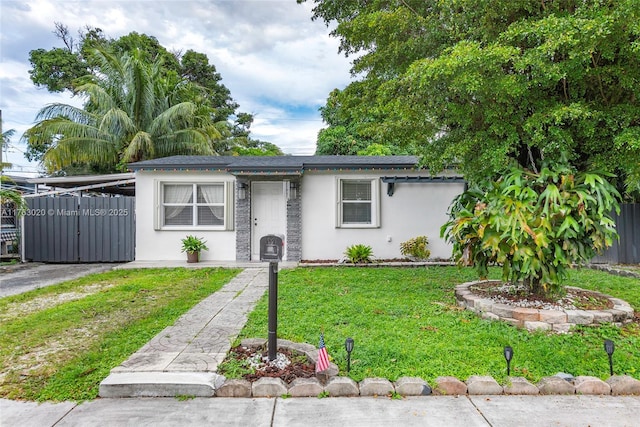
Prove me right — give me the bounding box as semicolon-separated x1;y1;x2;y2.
400;236;431;260
344;244;373;263
441;164;620;298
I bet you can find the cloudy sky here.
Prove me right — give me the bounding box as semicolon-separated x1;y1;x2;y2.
0;0;353;174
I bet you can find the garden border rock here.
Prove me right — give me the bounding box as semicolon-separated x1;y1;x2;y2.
215;340;640;397
455;280;635;332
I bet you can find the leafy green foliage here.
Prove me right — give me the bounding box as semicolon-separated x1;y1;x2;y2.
400;236;431;260
441;165;621;297
25;24;281;173
344;244;374;263
180;235;209;253
302;0;640;198
1;125;27;213
239;267;639;383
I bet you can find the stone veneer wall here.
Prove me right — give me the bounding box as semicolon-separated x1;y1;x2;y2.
235;179;251;261
455;280;635;333
285;178;302;261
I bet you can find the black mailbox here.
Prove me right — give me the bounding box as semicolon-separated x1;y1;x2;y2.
260;234;284;262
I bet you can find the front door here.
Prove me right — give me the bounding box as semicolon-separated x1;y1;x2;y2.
251;181;286;260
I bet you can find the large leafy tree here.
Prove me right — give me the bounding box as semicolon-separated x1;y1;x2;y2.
303;0;640;197
26;24;276;169
24;47;224;173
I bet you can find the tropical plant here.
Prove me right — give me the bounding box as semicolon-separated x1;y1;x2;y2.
344;244;373;264
24;46;223;174
26;25;281;170
400;236;430;260
441;164;621;298
180;235;209;254
1;126;27;212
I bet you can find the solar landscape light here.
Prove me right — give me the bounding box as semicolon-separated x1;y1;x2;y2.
604;339;615;376
503;345;514;376
345;337;354;374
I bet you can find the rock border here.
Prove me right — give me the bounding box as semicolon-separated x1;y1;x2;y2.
214;339;640;397
455;280;635;332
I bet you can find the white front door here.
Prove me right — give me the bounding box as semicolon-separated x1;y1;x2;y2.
251;181;286;260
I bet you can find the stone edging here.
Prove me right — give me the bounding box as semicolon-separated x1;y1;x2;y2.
455;280;635;333
214;339;640;397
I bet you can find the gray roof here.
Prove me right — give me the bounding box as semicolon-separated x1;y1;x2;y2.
128;155;420;174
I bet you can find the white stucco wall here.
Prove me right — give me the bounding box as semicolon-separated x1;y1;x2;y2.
134;170;237;261
301;171;464;261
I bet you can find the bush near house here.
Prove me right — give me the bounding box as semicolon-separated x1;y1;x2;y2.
400;236;431;260
344;244;374;263
441;165;620;298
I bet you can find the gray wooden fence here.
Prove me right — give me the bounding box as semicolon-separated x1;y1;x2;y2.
593;203;639;264
23;196;135;263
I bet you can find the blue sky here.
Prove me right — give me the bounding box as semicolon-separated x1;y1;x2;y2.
0;0;353;175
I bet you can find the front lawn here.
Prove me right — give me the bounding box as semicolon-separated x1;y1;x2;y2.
238;267;639;384
0;267;240;401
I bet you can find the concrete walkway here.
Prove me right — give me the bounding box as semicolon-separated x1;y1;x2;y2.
99;267;269;397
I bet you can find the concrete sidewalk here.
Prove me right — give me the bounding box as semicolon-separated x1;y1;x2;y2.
2;395;640;426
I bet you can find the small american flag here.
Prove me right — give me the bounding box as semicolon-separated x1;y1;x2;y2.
316;333;330;373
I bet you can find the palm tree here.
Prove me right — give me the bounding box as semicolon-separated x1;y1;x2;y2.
24;47;223;174
1;127;27;211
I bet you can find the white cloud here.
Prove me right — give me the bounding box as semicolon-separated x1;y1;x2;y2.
0;0;353;173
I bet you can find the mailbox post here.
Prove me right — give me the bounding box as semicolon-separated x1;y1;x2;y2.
259;235;284;361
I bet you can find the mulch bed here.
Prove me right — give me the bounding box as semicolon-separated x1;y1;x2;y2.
223;345;316;384
469;282;614;310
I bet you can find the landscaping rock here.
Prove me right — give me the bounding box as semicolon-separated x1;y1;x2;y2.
574;376;611;395
551;323;572;333
503;377;539;395
324;376;359;397
315;362;339;383
481;311;500;321
538;310;567;324
523;321;552;331
491;303;515;318
216;379;252;397
252;377;288;397
394;377;431;396
288;377;324;397
466;375;503;395
606;375;640;395
359;378;395;397
565;310;594;325
537;376;575;395
240;338;266;348
590;311;614;324
554;372;575;382
434;376;467;395
512;307;539;322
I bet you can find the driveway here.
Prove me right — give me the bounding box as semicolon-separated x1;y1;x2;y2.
0;263;114;298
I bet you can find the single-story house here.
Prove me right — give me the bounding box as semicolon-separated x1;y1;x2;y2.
128;155;466;262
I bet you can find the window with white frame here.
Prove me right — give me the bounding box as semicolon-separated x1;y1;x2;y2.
158;182;233;230
337;178;380;228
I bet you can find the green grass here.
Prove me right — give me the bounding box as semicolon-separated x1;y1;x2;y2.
238;266;639;384
0;267;240;401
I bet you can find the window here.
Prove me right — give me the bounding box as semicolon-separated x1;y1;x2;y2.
337;178;380;228
156;182;234;230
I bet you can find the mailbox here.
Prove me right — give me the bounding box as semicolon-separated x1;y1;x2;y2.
260;234;284;262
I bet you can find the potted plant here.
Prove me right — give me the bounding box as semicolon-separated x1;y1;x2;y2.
181;235;209;263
